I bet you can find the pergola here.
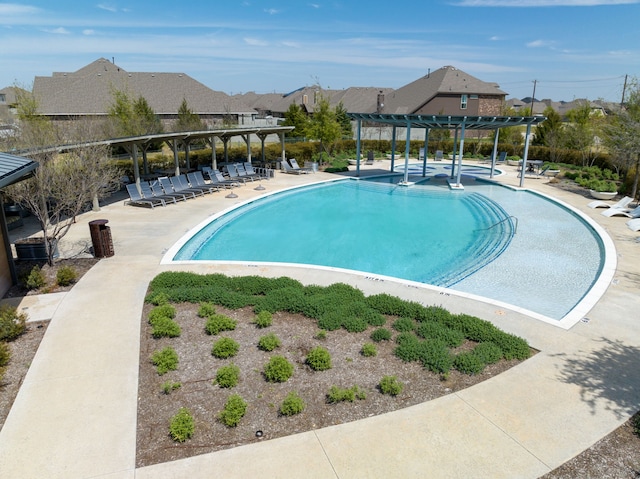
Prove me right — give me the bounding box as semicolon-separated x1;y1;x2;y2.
17;126;294;188
348;113;546;188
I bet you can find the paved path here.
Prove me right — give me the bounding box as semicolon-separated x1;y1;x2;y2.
1;163;639;478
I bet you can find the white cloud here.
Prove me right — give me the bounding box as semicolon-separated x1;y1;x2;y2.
0;3;41;15
489;35;501;40
43;27;71;34
309;3;320;8
526;39;554;48
83;29;95;35
244;37;268;46
454;0;640;6
97;4;118;13
264;8;279;14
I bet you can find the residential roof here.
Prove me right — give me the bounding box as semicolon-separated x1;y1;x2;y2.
381;65;507;114
0;152;38;189
33;58;256;117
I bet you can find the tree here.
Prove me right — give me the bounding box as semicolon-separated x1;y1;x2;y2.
307;94;341;163
174;98;205;132
563;100;604;167
6;88;122;265
281;103;309;138
105;88;162;138
602;77;640;198
534;106;567;163
334;102;352;139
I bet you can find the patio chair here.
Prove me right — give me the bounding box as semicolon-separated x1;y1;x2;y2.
434;150;444;161
139;181;180;204
243;162;269;180
289;158;314;173
125;183;165;208
626;218;640;232
158;176;196;201
234;163;260;181
225;163;252;183
281;159;308;175
211;169;241;188
188;171;220;193
171;174;206;197
601;204;640;218
588;195;632;209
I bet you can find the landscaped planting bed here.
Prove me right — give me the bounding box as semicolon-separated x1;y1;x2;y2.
136;272;533;467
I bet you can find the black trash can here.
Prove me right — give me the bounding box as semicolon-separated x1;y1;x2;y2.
89;219;114;258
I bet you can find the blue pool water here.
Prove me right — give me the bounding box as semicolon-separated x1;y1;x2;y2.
172;174;605;322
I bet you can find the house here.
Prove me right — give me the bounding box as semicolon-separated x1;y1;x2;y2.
31;58;257;128
380;65;506;116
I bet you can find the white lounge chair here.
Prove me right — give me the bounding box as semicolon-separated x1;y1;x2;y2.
588;195;632;209
626;218;640;231
601;205;640;218
289;158;314;173
281;159;307;175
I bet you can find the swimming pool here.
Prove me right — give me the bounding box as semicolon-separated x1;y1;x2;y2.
167;173;611;327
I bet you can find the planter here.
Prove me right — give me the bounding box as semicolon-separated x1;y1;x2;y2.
14;238;59;261
589;190;618;200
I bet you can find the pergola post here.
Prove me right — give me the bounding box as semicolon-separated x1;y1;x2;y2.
519;123;533;187
422;128;430;177
211;136;217;170
450;128;458;179
356;119;362;177
455;120;467;187
242;134;252;164
132;143;141;188
490;128;500;179
184;140;191;171
390;126;397;172
172;140;180;177
257;133;268;165
402;120;411;184
280;132;286;166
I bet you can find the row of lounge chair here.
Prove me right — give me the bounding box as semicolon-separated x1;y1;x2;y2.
281;158;314;175
587;195;640;232
125;163;270;208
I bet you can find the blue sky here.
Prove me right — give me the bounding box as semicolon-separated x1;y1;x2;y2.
1;0;638;102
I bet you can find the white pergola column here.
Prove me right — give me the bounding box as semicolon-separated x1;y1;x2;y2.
490;128;500;179
356;119;362;177
519;124;533;187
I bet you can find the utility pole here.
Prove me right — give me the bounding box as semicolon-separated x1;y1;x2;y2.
531;80;537;116
621;74;628;108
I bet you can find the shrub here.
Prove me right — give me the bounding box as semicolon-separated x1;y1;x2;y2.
394;334;422;362
151;316;181;338
392;317;415;332
421;305;453;324
151;347;179;375
473;342;503;364
197;302;216;318
317;311;343;331
263;355;294;382
218;394;247;427
169;407;194;442
56;266;77;286
253;310;273;328
315;329;327;340
379;375;404;396
212;337;240;359
25;265;46;290
364;293;408;316
214;363;240;388
341;315;368;333
453;351;485;375
148;304;176;323
415;321;465;348
361;343;377;357
327;385;366;403
632;412;640;438
492;333;531;361
162;381;181;394
205;314;237;335
0;305;27;341
258;333;281;352
306;346;332;371
417;340;453;374
147;291;170;306
0;341;10;368
370;328;392;342
280;391;306;416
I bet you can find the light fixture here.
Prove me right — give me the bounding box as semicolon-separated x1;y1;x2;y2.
225;192;238;198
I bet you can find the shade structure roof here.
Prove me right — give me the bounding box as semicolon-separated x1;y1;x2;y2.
0;152;38;189
347;113;546;130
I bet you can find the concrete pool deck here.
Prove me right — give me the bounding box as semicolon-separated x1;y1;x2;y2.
1;161;639;478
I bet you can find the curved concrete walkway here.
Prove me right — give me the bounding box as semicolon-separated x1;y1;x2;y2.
1;163;639;478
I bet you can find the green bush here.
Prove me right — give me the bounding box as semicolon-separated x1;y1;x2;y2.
415;321;465;347
264;355;294;382
361;343;377;357
0;305;27;341
392;317;415;332
147;291;170;306
214;363;240;388
473;342;503;364
317;311;343;331
379;375;404;396
327;385;366;403
394;334;422;362
162;381;181;394
151;347;179;375
218;394;247;427
0;341;10;368
341;315;368;333
205;314;237;335
306;346;332;371
197;302;216;318
453;351;485;375
253;310;273;328
315;329;327;340
148;304;176;322
56;266;77;286
25;265;46;290
417;340;453;374
212;337;240;359
169;407;195;442
280;391;306;416
151;316;181;338
257;332;281;352
632;412;640;438
370;328;392;342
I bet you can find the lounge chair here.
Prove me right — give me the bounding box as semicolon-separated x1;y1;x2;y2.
158;177;195;200
588;195;632;209
171;174;207;196
233;163;260;181
281;159;308;175
626;218;640;231
125;183;165;208
225;163;252;183
290;158;314;172
243;162;269;180
140;181;180;204
434;150;444;161
601;205;640;218
188;171;220;193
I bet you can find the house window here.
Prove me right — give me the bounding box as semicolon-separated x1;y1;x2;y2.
460;94;468;110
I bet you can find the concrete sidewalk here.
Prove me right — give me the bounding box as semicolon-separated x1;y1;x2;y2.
1;164;639;478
